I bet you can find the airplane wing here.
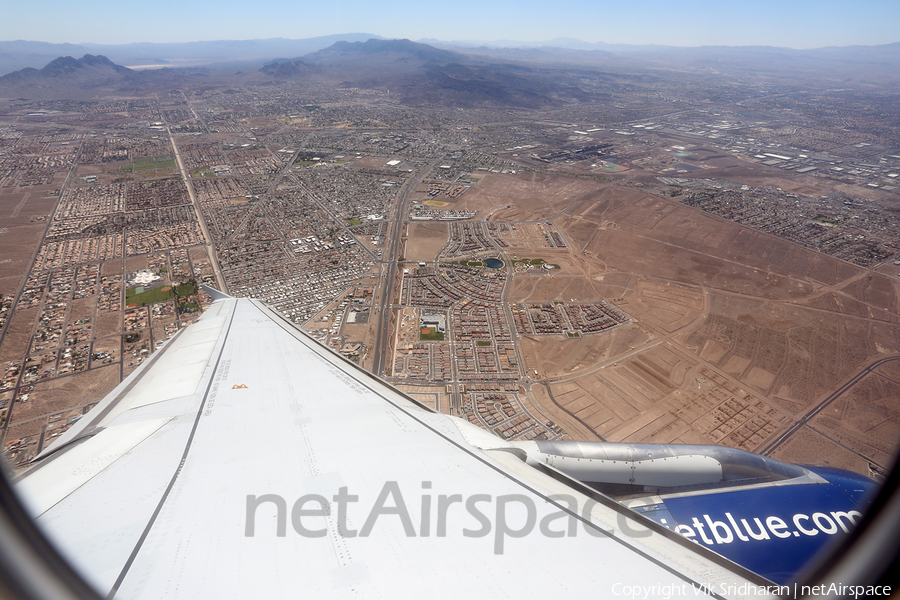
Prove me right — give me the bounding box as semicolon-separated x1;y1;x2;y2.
15;296;778;599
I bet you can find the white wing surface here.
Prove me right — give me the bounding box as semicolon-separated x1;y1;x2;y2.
16;297;770;599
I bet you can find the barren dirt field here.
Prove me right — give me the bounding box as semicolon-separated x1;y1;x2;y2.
125;255;150;271
90;336;120;359
519;323;650;379
530;384;600;441
94;312;121;338
405;222;448;261
0;187;57;295
7;364;119;429
457;172;603;221
490;222;561;248
508;270;609;304
4;364;120;462
876;361;900;381
619;280;705;340
68;297;95;321
0;308;36;361
771;427;871;474
100;260;122;276
188;246;210;263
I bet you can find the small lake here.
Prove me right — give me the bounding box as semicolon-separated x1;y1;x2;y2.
485;258;503;269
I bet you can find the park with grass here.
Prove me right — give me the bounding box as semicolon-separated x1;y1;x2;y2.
126;156;177;175
419;327;445;341
512;257;560;271
126;281;199;312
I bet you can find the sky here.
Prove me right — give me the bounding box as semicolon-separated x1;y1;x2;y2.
3;0;899;49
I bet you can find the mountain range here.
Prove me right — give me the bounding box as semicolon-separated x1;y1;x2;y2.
1;36;899;106
0;34;385;76
3;35;900;78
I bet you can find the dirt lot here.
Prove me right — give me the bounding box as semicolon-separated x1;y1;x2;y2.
0;187;57;295
189;246;212;263
0;308;36;361
94;312;122;338
547;356;792;450
456;172;603;221
490;222;562;248
617;280;705;339
68;297;95;321
519;323;650;380
7;363;119;427
100;259;123;276
875;360;900;380
125;256;150;271
405;222;448;262
510;275;604;305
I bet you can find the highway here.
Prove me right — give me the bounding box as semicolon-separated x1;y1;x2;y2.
371;160;437;376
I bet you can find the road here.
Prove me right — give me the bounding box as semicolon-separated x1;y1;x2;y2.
166;125;227;293
542;338;663;384
759;355;900;456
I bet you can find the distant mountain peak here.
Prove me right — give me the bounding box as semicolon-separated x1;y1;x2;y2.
0;54;134;98
258;59;320;78
39;54;129;76
305;38;464;65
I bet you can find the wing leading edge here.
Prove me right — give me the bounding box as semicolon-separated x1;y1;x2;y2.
15;297;772;599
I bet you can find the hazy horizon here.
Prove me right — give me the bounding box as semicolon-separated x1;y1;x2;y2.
3;0;899;50
4;35;900;52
